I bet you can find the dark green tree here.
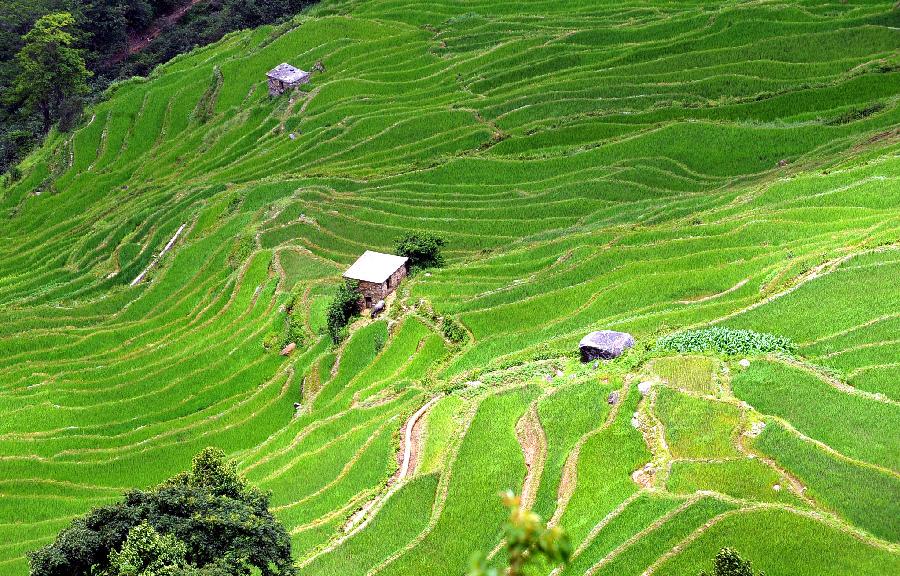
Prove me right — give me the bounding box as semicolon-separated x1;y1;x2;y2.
15;12;92;132
28;447;294;576
395;231;445;269
81;1;128;61
326;280;361;343
102;522;194;576
699;547;765;576
125;1;155;31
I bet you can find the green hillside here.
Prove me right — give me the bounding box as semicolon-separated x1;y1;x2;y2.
1;0;898;574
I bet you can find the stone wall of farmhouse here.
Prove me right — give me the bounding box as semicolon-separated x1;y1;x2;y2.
268;79;285;96
357;280;383;308
355;265;407;309
268;75;311;96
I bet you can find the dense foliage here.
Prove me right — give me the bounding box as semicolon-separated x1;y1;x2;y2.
699;547;765;576
14;13;91;133
284;309;306;348
655;328;795;356
101;522;193;576
116;0;319;78
0;0;319;173
441;316;467;344
395;231;446;270
28;448;294;576
326;280;361;343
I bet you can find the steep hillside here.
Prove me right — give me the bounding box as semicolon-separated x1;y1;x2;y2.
0;1;898;575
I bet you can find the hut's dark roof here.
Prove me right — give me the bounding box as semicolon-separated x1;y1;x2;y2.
266;63;310;83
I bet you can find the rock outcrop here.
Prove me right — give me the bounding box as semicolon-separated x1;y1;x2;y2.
579;330;635;362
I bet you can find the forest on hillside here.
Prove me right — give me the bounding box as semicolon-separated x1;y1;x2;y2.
0;0;316;173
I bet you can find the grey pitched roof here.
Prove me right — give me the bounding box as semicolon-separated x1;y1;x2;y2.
266;63;310;83
343;251;408;284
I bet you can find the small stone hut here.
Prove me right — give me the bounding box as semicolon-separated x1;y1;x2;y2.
343;251;409;310
266;63;310;96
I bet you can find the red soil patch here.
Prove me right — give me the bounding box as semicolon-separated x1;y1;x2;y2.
112;0;205;63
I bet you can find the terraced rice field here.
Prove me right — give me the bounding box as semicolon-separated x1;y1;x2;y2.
1;0;898;574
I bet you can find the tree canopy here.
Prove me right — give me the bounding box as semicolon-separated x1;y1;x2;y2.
102;522;193;576
14;12;91;132
700;547;766;576
28;448;295;576
395;231;446;270
326;280;361;343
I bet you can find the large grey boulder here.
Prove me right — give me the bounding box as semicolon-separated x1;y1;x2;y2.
579;330;634;362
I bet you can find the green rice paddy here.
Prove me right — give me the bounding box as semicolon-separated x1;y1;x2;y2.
1;0;898;574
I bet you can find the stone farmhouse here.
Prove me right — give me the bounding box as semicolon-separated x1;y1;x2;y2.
266;63;310;96
343;251;409;310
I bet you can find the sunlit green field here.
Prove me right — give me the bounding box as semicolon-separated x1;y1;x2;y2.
1;0;898;574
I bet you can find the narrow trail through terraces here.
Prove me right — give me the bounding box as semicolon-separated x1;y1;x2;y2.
396;395;443;483
298;395;442;567
516;399;548;510
486;397;550;562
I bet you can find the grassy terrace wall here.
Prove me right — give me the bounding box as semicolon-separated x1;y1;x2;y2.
0;0;898;574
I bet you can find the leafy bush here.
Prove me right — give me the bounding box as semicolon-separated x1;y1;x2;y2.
699;547;764;576
28;448;294;576
262;330;280;350
284;311;306;348
655;327;794;356
395;232;446;269
441;317;467;344
101;522;193;576
326;281;361;344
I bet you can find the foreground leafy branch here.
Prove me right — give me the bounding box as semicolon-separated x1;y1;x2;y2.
469;491;571;576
